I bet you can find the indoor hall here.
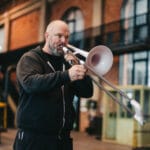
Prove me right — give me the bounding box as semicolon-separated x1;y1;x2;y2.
0;0;150;150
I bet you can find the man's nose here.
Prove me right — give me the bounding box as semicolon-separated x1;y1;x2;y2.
61;36;67;43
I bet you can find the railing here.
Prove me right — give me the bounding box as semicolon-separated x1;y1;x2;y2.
70;12;150;54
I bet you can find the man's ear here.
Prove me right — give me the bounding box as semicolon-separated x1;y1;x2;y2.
45;32;49;40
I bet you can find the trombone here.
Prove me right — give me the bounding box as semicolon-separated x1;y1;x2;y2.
63;44;145;126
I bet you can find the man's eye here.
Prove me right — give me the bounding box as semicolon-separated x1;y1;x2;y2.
55;34;68;40
55;34;62;38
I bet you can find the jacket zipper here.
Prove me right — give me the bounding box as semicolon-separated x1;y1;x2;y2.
47;61;66;139
58;85;66;139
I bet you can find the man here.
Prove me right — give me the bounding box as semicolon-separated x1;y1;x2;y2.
13;20;93;150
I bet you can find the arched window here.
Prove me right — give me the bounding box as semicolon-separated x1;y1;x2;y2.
61;7;84;48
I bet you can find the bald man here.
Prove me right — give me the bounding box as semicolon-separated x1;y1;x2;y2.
13;20;93;150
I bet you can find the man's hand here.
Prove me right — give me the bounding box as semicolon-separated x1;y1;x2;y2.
64;53;79;65
68;65;87;81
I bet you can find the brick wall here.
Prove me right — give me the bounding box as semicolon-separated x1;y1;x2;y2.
9;9;40;50
105;55;119;85
103;0;123;23
102;0;123;85
50;0;93;29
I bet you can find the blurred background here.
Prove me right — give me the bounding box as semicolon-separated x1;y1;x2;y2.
0;0;150;149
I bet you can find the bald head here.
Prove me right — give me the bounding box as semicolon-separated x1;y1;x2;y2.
46;20;69;33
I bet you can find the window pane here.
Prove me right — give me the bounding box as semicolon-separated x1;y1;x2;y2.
127;54;133;84
136;0;147;15
119;54;133;85
148;52;150;86
136;14;147;25
0;26;5;53
144;90;150;121
119;51;149;86
134;51;147;59
134;61;146;85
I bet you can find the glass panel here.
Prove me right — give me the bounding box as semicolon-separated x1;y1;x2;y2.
136;14;147;25
119;54;133;85
148;52;150;86
68;21;75;34
121;0;134;19
125;28;134;44
62;8;84;48
134;51;147;59
63;9;84;33
136;0;147;15
134;61;146;85
0;26;5;53
127;54;133;84
108;97;117;118
134;90;140;103
106;92;117;139
144;90;150;121
119;51;149;86
75;10;84;32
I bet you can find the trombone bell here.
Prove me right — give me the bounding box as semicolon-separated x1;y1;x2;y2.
66;44;113;76
86;45;113;76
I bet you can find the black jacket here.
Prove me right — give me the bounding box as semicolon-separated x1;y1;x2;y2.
16;46;93;135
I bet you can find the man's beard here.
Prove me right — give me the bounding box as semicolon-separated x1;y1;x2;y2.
49;45;64;56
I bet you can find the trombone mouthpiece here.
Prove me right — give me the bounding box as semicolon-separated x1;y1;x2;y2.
62;47;69;54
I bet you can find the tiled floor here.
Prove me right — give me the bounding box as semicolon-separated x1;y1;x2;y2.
0;129;132;150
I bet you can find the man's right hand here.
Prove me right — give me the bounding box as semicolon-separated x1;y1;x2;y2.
68;65;87;81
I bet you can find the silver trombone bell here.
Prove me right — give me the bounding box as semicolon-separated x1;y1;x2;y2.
86;45;113;76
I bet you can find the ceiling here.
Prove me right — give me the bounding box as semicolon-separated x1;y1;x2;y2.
0;0;13;7
0;0;14;13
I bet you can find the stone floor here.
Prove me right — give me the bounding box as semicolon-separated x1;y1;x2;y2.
0;129;132;150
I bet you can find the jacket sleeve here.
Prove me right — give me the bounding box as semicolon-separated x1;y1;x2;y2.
71;75;93;98
17;52;70;93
